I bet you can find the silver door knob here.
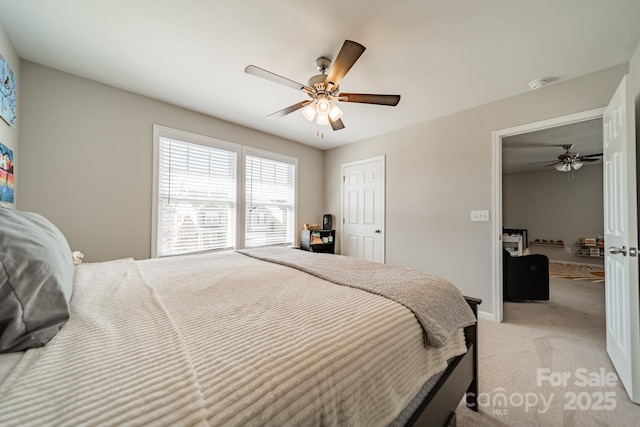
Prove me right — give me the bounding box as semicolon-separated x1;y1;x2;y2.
608;246;627;256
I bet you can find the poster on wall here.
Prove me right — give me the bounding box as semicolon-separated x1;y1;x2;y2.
0;53;16;127
0;142;14;205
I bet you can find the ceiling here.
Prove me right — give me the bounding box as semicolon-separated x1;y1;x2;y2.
502;118;603;174
1;1;639;150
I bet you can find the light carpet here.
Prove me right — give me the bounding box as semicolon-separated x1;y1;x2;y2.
456;277;640;426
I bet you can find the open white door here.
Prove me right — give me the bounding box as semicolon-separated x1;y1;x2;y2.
341;156;385;263
603;74;640;403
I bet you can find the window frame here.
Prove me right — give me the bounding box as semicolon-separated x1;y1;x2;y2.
152;125;298;257
152;125;242;258
243;146;298;249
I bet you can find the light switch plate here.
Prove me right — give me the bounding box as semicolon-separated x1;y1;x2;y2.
471;210;490;222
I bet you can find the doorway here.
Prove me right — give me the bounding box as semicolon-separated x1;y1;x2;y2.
491;108;606;322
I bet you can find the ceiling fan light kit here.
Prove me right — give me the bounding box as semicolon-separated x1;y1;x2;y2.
554;162;583;172
530;144;602;174
329;103;343;121
302;102;316;121
245;40;400;136
301;96;343;125
316;113;329;126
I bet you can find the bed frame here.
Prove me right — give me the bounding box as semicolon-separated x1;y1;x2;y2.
407;296;481;427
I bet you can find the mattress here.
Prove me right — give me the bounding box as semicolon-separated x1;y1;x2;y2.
0;250;468;426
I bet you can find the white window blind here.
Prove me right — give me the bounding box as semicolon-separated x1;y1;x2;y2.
157;137;237;256
245;153;296;247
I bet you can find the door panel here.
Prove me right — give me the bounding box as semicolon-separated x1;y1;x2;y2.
364;190;375;224
364;236;376;261
348;191;358;224
603;74;640;403
342;157;385;263
347;235;359;258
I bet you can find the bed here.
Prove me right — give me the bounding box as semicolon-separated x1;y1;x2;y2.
0;208;480;427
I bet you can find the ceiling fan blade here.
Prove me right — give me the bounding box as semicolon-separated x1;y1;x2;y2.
266;101;311;119
330;117;345;131
245;65;314;94
338;93;401;106
324;40;366;91
544;161;562;167
527;160;558;165
580;153;603;158
580;158;599;162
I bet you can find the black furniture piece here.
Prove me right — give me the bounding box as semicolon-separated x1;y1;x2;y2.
300;229;335;253
407;296;481;427
322;214;332;230
503;249;550;301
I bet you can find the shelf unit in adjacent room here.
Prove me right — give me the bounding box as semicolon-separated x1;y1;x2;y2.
503;234;523;256
530;241;564;248
577;237;605;258
300;229;335;254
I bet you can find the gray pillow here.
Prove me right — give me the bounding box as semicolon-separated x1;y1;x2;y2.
0;208;74;353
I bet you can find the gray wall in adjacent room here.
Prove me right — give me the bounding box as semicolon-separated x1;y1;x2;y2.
502;165;604;265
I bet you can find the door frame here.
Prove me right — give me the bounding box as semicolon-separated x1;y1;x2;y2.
491;108;606;322
340;155;386;262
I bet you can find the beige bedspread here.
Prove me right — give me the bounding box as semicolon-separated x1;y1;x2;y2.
238;247;476;347
0;251;467;426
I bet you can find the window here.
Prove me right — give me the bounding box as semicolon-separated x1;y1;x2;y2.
245;151;296;247
154;128;238;257
152;126;297;257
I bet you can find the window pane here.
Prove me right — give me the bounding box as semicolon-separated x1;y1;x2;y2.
245;154;295;247
158;137;236;256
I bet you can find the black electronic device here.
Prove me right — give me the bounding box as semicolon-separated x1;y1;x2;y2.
322;214;332;230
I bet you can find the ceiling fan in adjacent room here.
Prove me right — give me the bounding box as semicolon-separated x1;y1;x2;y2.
532;144;603;172
244;40;400;135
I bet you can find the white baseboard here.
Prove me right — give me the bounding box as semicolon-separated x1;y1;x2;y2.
478;310;496;322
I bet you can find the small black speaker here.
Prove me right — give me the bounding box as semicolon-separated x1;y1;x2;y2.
322;214;332;230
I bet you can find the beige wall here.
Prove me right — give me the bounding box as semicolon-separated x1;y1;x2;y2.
18;61;324;262
503;166;604;265
0;24;19;208
323;64;628;317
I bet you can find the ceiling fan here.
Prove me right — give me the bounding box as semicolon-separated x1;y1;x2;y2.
244;40;400;133
532;144;603;172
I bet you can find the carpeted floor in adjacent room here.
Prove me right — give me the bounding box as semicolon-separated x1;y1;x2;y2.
456;275;640;426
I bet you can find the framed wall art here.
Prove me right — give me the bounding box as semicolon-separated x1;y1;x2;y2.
0;141;14;205
0;52;16;127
